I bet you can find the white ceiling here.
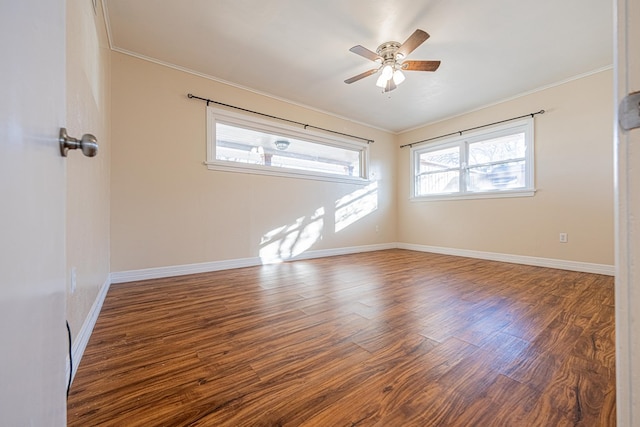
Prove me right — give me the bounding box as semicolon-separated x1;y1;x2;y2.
103;0;613;133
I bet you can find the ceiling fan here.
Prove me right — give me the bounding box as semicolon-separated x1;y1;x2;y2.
344;29;441;92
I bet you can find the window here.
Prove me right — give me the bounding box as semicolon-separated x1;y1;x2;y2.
206;106;369;183
410;118;535;200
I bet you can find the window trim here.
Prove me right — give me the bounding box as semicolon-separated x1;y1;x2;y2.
409;117;536;201
206;106;370;184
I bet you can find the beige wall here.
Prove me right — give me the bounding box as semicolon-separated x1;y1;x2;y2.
110;55;613;272
397;69;614;265
66;0;111;335
110;53;397;272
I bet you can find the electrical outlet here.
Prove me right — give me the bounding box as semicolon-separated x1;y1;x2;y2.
70;267;77;294
559;233;568;243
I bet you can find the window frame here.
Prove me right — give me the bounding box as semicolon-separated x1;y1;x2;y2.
410;117;535;201
206;106;370;184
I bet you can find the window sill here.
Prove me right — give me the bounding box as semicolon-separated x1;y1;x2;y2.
204;161;370;185
410;188;536;202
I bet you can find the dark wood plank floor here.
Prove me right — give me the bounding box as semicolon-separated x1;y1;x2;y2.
67;249;615;426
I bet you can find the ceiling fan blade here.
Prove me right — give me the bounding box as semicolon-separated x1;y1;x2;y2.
349;45;382;62
397;29;430;58
344;68;379;84
401;60;441;72
383;79;397;93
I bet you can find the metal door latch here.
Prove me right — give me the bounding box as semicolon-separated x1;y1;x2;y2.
619;91;640;131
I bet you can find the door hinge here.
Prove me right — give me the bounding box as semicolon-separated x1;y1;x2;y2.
619;91;640;131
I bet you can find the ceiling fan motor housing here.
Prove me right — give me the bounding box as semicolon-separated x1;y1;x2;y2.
376;41;403;66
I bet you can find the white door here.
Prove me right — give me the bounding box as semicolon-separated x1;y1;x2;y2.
0;1;67;425
615;0;640;425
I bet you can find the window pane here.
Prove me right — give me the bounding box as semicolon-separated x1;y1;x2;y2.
416;171;460;195
467;160;525;192
216;123;361;177
468;132;525;166
417;146;460;173
410;118;533;200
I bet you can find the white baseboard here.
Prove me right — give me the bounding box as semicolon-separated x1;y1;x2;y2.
110;243;397;284
397;242;615;276
110;243;614;284
289;243;396;262
66;276;111;385
110;256;262;284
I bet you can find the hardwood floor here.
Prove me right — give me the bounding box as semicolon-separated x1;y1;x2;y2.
67;250;615;426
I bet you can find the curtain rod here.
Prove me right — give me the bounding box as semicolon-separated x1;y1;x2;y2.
187;93;374;144
400;109;545;149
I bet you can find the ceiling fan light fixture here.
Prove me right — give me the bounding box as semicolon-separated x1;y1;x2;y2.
393;69;406;85
381;64;394;79
375;74;388;88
